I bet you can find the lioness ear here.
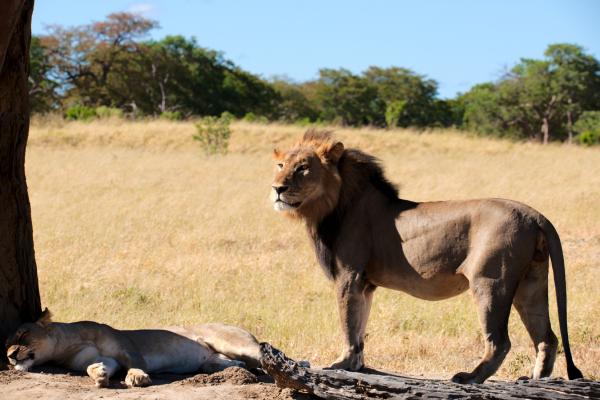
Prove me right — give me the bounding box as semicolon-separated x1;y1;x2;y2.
36;308;53;327
324;142;344;164
273;148;283;160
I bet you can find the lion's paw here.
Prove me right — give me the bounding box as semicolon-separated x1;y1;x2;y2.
329;352;364;371
125;368;152;387
87;362;109;388
451;371;479;384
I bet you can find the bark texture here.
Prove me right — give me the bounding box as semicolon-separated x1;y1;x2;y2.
260;343;600;400
0;0;41;368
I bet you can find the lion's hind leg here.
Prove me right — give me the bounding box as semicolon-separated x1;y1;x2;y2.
453;254;522;384
513;260;558;379
86;357;120;388
201;352;246;374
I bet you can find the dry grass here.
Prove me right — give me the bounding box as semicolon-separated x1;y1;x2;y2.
27;117;600;380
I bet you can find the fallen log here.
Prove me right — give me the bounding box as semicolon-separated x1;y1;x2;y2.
259;343;600;400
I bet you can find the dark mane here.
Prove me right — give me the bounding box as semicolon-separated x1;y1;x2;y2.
338;149;399;206
313;148;399;280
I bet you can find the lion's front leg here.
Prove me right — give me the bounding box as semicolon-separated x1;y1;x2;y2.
114;348;152;387
329;273;374;371
125;368;152;387
86;357;120;388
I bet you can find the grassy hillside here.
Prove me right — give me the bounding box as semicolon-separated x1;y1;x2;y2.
27;117;600;379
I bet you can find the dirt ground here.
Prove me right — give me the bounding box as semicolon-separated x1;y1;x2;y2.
0;366;312;400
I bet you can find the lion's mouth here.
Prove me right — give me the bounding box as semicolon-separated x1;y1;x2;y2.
274;199;302;211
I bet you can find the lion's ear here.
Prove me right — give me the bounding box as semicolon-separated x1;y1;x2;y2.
323;142;344;164
273;148;283;160
36;308;53;327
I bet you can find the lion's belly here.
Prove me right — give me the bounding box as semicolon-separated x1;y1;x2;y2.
143;348;207;374
367;267;470;300
366;202;472;300
126;330;211;374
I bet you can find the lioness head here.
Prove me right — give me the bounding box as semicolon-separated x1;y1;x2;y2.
271;130;344;221
6;308;55;371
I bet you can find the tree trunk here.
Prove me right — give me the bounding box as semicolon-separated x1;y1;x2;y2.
567;108;574;144
0;0;41;369
541;117;549;145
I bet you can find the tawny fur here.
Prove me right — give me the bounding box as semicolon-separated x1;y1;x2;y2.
271;130;583;383
6;309;260;388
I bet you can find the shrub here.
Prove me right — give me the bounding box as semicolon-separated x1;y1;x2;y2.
294;117;313;127
243;112;257;122
220;111;236;122
160;111;183;121
193;114;232;154
385;100;406;128
578;130;600;146
95;106;123;119
64;105;96;121
243;112;268;124
574;111;600;146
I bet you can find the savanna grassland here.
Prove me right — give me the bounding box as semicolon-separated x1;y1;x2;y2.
27;117;600;380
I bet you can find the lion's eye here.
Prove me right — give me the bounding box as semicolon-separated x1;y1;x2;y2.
277;163;283;170
296;164;308;173
17;331;29;343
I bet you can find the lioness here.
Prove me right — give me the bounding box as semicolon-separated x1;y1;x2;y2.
6;309;262;387
270;130;583;383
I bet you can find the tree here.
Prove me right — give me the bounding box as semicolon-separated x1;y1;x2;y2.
41;12;157;107
460;44;600;143
0;0;42;368
29;36;59;112
545;44;600;143
364;66;441;127
122;35;280;118
271;78;319;122
316;68;384;126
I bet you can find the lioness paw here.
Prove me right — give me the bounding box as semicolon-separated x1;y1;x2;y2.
125;368;152;387
87;363;109;388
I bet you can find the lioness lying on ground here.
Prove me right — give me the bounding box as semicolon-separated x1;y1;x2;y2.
270;130;583;383
6;309;263;388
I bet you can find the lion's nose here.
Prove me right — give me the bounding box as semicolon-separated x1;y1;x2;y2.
7;346;18;360
273;185;288;195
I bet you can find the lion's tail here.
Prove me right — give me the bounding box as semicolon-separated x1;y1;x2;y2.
537;215;583;380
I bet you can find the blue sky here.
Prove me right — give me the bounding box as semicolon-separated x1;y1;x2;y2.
32;0;600;99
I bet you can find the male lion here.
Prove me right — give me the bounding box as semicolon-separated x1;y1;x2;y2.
270;130;583;383
6;309;262;387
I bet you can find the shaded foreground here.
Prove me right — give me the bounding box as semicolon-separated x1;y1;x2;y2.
260;343;600;400
1;344;599;400
0;365;308;400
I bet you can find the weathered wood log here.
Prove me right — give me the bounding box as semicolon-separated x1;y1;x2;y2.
259;343;600;400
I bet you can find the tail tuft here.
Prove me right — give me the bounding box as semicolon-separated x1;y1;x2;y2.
567;364;583;380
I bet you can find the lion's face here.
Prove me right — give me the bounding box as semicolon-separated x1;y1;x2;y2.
271;148;328;212
5;324;54;371
6;308;55;371
271;132;345;221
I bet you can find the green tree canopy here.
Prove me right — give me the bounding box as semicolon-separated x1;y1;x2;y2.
461;43;600;143
364;66;440;127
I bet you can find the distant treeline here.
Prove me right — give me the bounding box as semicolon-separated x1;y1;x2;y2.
31;13;600;144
